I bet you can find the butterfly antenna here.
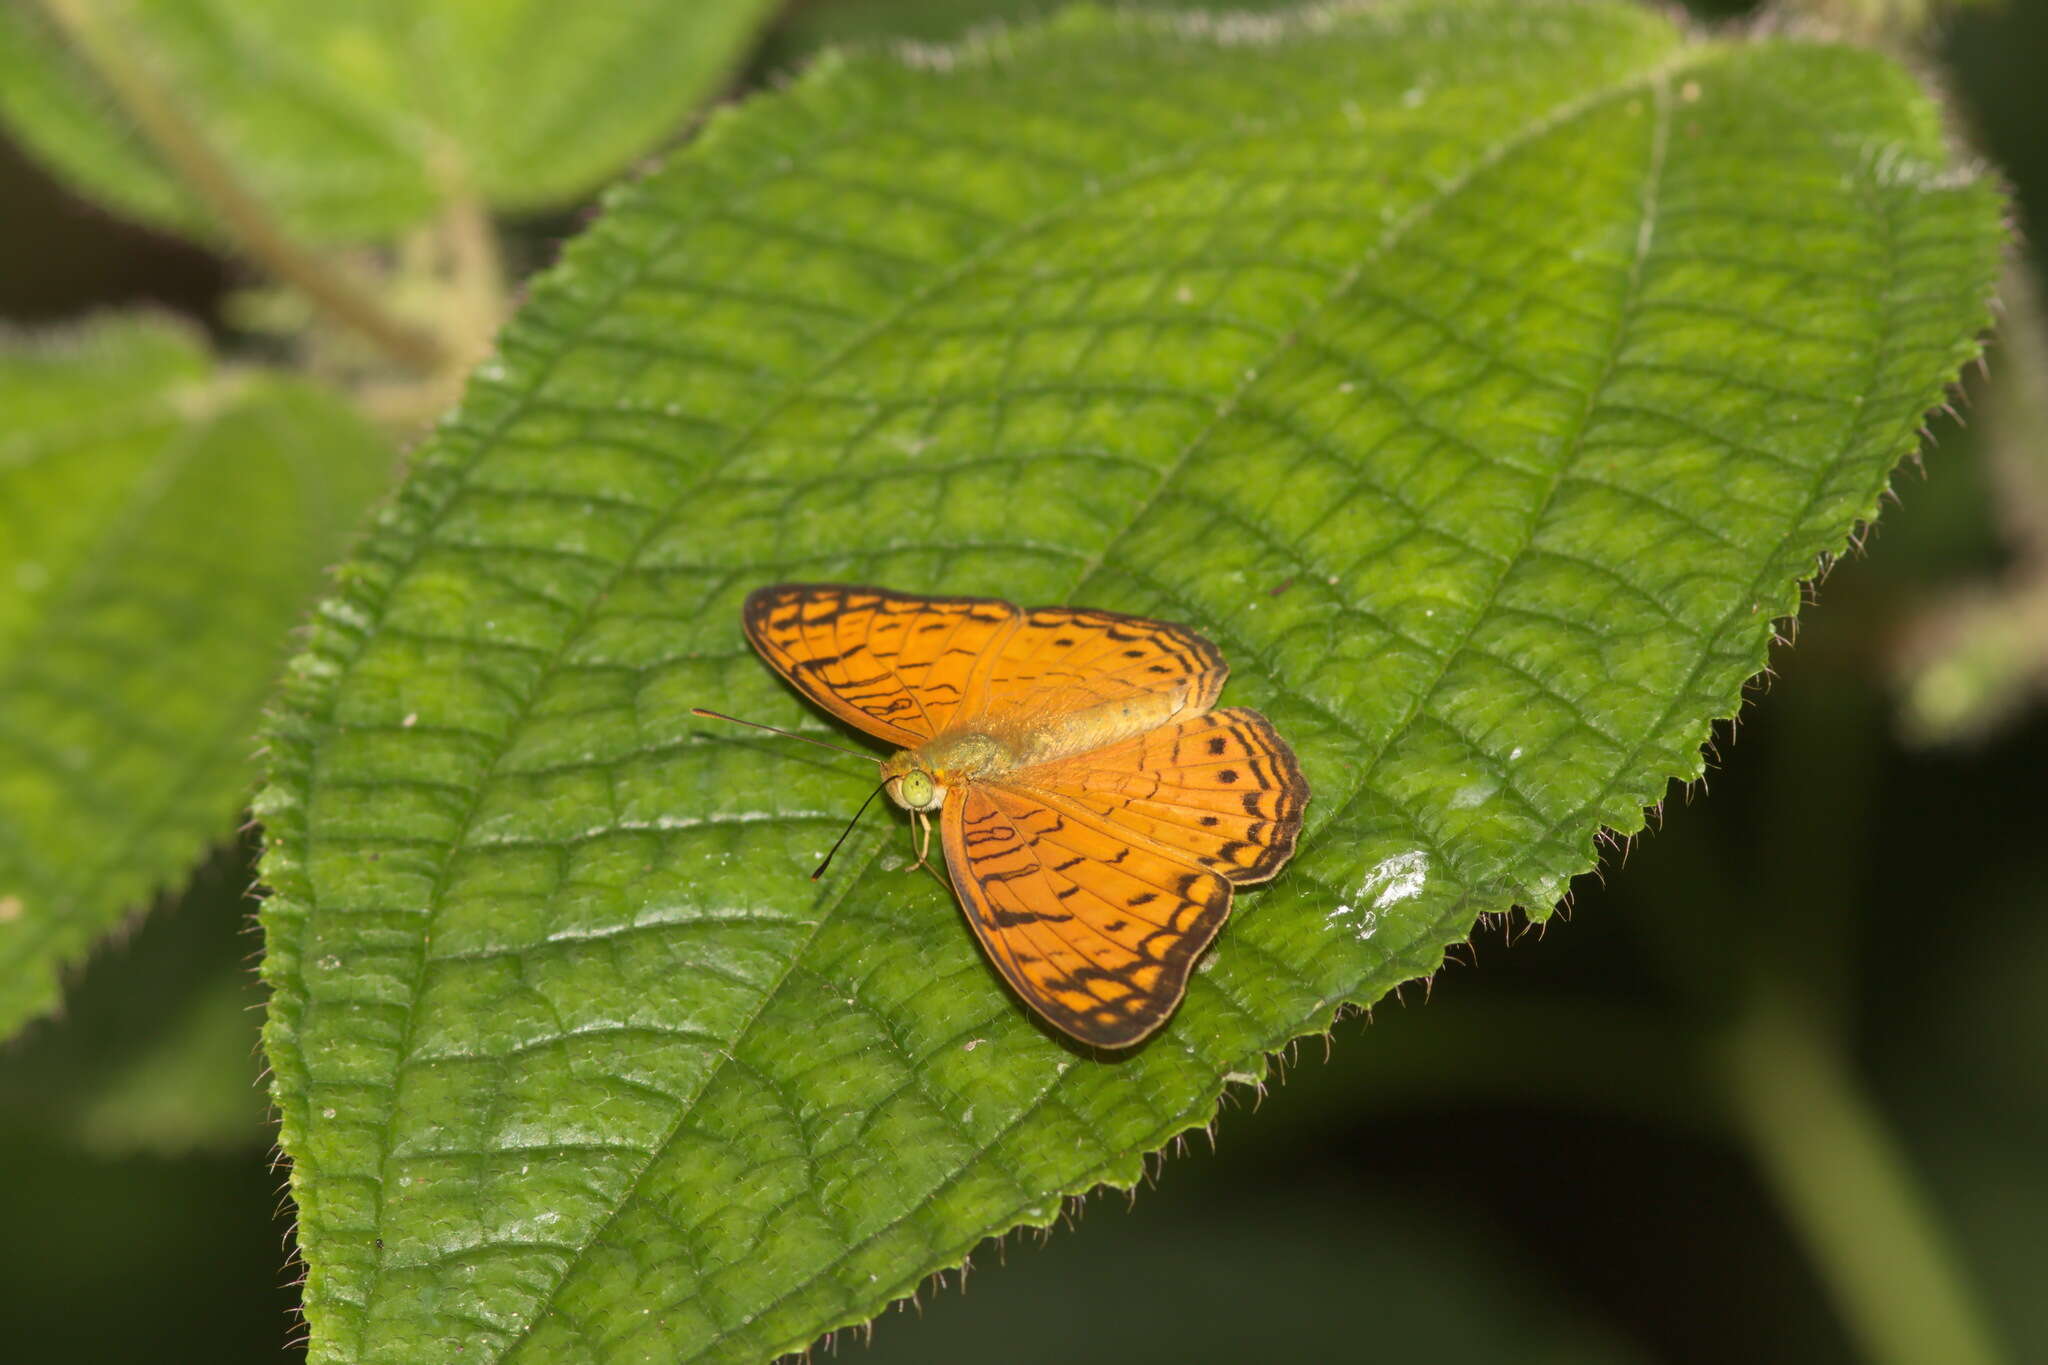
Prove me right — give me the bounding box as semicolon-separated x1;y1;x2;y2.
690;707;874;760
813;779;891;881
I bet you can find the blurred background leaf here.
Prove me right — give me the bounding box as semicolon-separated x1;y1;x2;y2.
254;2;2000;1361
0;837;298;1360
0;0;784;243
831;1176;1652;1365
0;315;392;1036
1894;262;2048;744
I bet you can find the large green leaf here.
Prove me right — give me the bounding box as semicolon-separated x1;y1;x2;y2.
0;0;781;242
257;2;2003;1361
0;316;392;1035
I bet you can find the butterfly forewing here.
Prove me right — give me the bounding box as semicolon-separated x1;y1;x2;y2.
743;584;1020;746
970;604;1228;733
942;784;1233;1048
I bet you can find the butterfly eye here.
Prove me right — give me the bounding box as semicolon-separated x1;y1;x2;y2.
899;770;938;809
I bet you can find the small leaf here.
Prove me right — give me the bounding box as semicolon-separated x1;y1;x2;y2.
259;3;2003;1362
0;0;782;241
0;316;392;1036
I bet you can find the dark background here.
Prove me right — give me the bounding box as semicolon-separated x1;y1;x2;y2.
2;2;2043;1361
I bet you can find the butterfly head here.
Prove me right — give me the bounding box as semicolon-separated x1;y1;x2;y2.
879;751;948;813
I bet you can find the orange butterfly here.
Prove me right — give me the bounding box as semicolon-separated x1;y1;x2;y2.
714;584;1308;1048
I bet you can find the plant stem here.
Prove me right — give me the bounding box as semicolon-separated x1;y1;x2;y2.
1715;984;2008;1365
440;178;506;364
36;0;445;373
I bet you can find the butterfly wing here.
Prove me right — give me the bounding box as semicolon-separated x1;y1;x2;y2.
743;583;1022;746
1007;708;1308;885
939;707;1307;1045
942;782;1233;1047
968;602;1229;734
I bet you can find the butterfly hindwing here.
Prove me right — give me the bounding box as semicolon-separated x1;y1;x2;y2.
743;583;1020;746
942;783;1232;1048
1008;708;1308;884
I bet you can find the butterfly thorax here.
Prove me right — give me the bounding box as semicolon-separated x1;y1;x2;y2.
916;730;1013;779
880;732;1009;813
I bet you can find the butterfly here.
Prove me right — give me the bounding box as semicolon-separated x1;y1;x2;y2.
712;584;1309;1048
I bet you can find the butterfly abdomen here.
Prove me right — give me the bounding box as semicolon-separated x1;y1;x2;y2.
998;688;1201;770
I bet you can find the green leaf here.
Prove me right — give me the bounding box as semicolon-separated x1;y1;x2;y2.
258;2;2003;1361
0;0;782;242
0;316;392;1036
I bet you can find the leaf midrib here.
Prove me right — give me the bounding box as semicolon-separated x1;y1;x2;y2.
1295;66;1677;897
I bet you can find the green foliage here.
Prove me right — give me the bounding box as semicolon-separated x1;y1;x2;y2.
0;0;781;241
0;316;392;1035
253;2;2003;1361
1896;264;2048;745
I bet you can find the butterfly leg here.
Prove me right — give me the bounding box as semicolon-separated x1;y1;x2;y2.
906;808;935;874
906;809;952;891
